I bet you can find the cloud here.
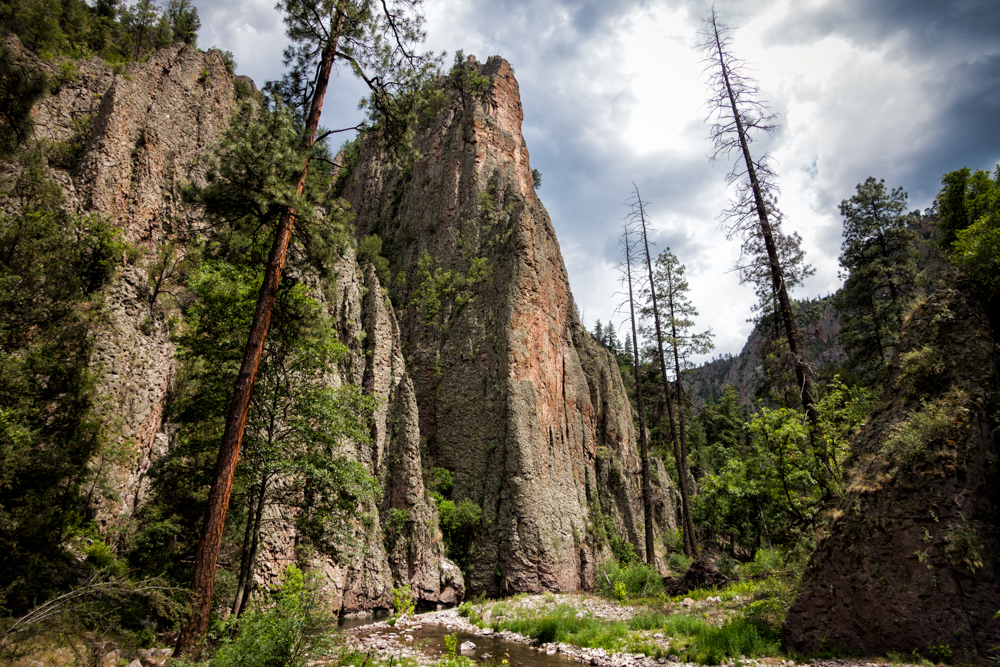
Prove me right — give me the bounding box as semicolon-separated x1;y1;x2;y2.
190;0;1000;362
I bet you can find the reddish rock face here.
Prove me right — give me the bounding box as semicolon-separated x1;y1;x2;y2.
340;56;679;594
783;283;1000;658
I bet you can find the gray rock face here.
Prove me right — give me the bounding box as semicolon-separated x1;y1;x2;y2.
338;55;679;594
25;41;238;533
783;282;1000;658
25;41;461;611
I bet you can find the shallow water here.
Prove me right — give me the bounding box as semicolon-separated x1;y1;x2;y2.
338;610;391;631
361;623;576;667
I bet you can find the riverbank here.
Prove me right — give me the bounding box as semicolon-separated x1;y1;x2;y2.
325;594;929;667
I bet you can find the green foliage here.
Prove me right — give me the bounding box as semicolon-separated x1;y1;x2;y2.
356;234;392;286
138;260;379;583
437;498;482;568
0;0;200;65
209;566;331;667
673;616;780;665
596;560;664;600
0;44;48;157
0;571;184;664
490;604;631;650
0;154;127;610
949;165;1000;293
936;166;998;249
899;344;946;392
531;168;542;190
392;583;415;616
449;50;490;104
694;378;872;556
834;177;920;383
430;467;454;498
879;391;970;467
667;553;693;574
187;98;352;272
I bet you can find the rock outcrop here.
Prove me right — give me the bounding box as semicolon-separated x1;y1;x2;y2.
339;55;679;595
22;43;670;610
24;41;462;612
783;281;1000;658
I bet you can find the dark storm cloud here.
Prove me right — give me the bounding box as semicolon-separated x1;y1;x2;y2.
766;0;1000;206
766;0;1000;53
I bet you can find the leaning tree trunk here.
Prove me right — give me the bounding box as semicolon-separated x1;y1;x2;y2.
174;13;344;655
711;21;818;430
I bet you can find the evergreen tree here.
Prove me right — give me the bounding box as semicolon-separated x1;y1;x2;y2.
0;44;48;158
834;177;919;380
643;248;712;555
936;166;998;249
175;0;438;653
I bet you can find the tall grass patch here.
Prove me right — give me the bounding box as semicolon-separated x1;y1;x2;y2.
596;560;664;600
490;605;630;650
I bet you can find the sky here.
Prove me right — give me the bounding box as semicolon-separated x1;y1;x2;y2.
195;0;1000;362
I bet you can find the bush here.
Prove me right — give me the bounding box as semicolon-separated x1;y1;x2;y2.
209;565;331;667
596;560;663;600
667;553;693;574
392;583;415;616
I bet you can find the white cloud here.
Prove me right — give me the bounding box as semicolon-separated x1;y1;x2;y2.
192;0;1000;365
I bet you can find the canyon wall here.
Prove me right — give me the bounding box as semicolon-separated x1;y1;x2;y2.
339;55;679;595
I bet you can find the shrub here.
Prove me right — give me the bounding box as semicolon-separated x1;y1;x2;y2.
596;560;663;600
392;583;415;616
667;553;693;574
209;565;331;667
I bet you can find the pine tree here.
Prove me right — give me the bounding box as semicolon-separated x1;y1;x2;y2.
174;0;437;654
834;177;919;380
628;186;695;557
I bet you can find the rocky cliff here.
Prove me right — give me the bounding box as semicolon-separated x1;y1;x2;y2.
18;43;671;611
783;280;1000;658
338;55;679;595
686;296;845;408
20;39;461;613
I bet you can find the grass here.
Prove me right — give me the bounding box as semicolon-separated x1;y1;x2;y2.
490;604;631;650
452;547;804;666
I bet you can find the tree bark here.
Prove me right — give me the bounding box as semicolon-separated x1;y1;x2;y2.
173;13;343;655
634;188;695;558
623;224;654;565
665;265;698;559
710;16;818;430
236;477;268;618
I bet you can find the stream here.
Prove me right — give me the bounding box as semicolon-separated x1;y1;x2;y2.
356;622;576;667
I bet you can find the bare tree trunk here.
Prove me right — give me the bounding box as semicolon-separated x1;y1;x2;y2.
622;223;654;565
231;485;257;617
708;14;818;430
665;270;697;558
236;477;268;618
634;187;695;557
174;14;343;655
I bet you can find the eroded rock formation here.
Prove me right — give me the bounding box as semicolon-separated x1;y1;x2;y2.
783;281;1000;658
339;55;679;595
24;40;462;612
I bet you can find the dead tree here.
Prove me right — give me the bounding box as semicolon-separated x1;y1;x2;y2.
698;8;818;429
618;219;655;565
629;187;696;558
